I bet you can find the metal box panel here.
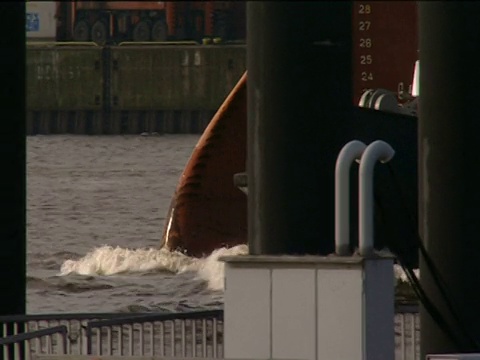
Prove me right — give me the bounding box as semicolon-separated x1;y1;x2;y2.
222;256;396;360
316;267;363;360
26;1;57;40
110;45;246;110
27;46;104;110
272;269;316;360
364;259;395;360
224;266;271;360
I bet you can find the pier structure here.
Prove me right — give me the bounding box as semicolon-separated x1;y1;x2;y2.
223;2;396;360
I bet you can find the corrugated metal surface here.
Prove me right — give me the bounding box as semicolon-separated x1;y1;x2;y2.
352;1;418;103
26;1;57;40
26;45;246;112
110;45;246;110
26;46;104;110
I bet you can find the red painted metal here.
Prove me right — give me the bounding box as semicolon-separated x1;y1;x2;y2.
165;1;176;37
204;1;215;37
352;1;418;104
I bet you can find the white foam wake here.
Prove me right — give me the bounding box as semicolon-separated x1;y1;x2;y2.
59;244;248;291
60;244;417;291
394;264;420;283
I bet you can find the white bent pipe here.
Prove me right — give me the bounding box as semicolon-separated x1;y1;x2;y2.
358;140;395;256
335;140;367;256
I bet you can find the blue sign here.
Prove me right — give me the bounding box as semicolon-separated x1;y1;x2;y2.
26;12;40;32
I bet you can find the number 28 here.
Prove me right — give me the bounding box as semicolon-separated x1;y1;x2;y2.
358;4;372;14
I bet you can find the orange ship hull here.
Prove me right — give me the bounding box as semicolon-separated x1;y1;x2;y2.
160;73;247;257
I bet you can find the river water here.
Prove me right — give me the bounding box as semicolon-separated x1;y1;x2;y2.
27;134;414;315
27;134;247;314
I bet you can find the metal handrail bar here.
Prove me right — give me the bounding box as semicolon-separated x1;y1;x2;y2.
0;325;67;346
86;310;223;330
0;313;140;323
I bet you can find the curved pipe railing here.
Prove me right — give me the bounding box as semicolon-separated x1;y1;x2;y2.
358;140;395;256
335;140;367;255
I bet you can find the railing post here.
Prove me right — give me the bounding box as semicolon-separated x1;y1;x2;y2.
85;325;92;355
61;328;67;355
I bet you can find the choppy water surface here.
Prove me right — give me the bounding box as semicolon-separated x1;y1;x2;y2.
27;134;414;315
27;134;245;314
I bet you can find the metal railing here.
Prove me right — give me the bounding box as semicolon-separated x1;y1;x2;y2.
1;325;67;360
26;41;100;47
395;305;420;360
85;310;223;357
117;41;200;46
0;313;136;357
1;307;419;360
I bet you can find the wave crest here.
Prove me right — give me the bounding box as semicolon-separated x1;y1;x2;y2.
60;244;415;291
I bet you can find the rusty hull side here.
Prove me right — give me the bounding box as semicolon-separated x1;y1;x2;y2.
352;1;418;103
160;72;247;257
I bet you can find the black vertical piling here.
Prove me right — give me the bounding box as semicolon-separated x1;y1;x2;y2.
247;2;353;255
419;2;480;356
0;2;26;359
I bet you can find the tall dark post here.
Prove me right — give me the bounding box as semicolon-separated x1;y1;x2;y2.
0;3;26;357
247;1;353;255
419;2;480;357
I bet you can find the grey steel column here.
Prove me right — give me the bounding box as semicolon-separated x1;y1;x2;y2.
419;2;480;356
247;2;353;254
